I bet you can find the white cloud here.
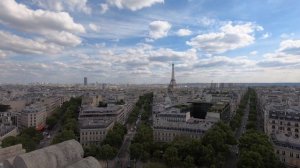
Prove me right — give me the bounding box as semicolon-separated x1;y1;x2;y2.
0;30;61;55
0;0;85;33
278;39;300;55
33;0;63;11
107;0;164;11
257;39;300;68
46;31;82;47
195;56;255;68
198;17;216;26
32;0;91;14
250;51;258;55
261;32;271;39
0;0;85;48
186;22;261;54
88;23;100;32
149;20;171;40
149;48;197;64
176;29;192;36
0;50;7;59
100;3;109;14
280;33;295;39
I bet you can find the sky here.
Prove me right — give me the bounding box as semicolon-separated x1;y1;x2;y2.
0;0;300;84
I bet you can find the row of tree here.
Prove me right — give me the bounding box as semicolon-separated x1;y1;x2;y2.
1;127;43;152
127;92;153;124
51;97;82;144
230;89;250;130
237;88;283;168
130;123;154;162
129;93;154;166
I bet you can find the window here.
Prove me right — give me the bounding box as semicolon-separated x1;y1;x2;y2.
296;123;299;127
290;152;293;157
282;151;285;155
272;120;275;124
280;121;283;125
287;122;291;126
272;125;275;129
276;150;280;154
295;129;299;133
287;128;291;131
296;154;299;158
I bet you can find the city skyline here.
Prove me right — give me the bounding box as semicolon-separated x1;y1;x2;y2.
0;0;300;84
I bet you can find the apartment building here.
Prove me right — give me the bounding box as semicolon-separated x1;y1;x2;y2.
79;119;114;147
153;108;219;142
257;87;300;168
19;103;47;130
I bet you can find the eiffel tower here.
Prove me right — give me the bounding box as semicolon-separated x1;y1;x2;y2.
168;63;176;91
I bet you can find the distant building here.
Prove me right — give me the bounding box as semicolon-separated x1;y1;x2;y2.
84;77;87;86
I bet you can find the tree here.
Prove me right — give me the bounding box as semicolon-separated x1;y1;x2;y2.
63;118;77;132
52;130;76;144
20;127;43;143
46;116;57;130
237;151;263;168
18;134;37;152
1;136;19;148
130;143;143;161
184;155;195;168
163;147;180;168
84;145;99;157
99;144;117;168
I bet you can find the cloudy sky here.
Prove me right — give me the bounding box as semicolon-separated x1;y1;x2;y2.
0;0;300;84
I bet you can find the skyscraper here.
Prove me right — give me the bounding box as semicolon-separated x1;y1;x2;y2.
168;63;176;91
84;77;87;86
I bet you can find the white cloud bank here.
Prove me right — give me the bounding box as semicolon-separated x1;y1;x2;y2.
107;0;164;11
0;0;85;55
187;22;262;54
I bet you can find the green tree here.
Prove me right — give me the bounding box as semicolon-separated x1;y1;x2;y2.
99;144;117;168
84;145;99;157
18;134;37;152
20;127;43;143
52;130;76;144
163;146;180;168
237;151;263;168
184;155;195;168
1;136;19;147
46;116;57;130
63;118;77;132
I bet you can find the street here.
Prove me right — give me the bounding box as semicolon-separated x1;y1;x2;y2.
38;120;61;149
224;99;250;168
